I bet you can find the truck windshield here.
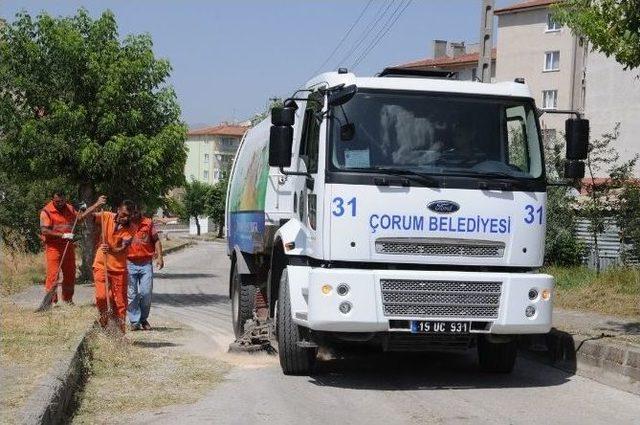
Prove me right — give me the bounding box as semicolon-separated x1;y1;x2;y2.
328;89;543;179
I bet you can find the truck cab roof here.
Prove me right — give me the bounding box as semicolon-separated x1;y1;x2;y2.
304;71;533;99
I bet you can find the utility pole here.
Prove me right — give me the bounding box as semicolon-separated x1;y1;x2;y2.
477;0;495;83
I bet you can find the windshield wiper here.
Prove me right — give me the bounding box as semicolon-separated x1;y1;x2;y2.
348;167;439;186
445;170;525;180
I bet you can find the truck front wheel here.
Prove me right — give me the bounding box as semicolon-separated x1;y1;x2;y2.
231;261;256;338
477;335;517;373
277;268;317;375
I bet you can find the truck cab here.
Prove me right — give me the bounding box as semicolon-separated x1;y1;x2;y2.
226;71;588;375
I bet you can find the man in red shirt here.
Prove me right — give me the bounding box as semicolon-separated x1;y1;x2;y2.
127;210;164;330
40;190;106;304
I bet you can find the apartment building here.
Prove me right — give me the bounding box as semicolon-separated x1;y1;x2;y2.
495;0;640;175
495;0;585;144
185;123;249;184
388;40;496;81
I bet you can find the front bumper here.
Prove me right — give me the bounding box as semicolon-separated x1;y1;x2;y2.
286;266;553;334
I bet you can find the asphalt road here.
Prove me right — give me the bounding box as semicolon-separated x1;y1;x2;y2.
144;241;640;425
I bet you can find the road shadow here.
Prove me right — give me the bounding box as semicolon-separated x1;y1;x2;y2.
308;347;571;391
154;292;228;307
132;340;181;348
615;321;640;335
148;326;183;333
155;272;218;279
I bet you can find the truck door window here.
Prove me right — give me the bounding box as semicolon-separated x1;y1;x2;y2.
299;94;322;174
505;105;530;174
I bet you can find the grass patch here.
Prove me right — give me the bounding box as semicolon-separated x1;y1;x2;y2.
0;245;46;296
0;301;95;424
545;265;640;317
72;323;227;424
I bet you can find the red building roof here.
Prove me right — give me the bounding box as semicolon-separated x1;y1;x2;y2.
188;124;249;137
494;0;558;15
391;49;496;71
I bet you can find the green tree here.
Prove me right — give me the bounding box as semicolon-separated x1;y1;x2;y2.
553;0;640;70
616;180;640;262
206;176;228;238
0;10;187;278
581;124;637;272
183;180;211;236
0;173;73;253
543;132;584;266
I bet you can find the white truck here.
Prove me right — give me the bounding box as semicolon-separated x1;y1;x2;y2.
226;69;589;375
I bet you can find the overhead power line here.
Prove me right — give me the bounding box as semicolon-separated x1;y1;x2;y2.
310;0;375;77
352;0;413;70
335;0;397;69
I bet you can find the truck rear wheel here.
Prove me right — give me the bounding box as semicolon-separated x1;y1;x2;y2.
477;335;517;373
277;269;317;375
231;261;256;338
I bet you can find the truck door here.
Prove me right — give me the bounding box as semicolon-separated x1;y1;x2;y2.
296;92;323;252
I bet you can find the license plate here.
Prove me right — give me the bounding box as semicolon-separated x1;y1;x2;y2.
411;320;470;334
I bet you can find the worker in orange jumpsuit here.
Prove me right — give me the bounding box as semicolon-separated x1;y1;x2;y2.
92;200;137;333
40;190;106;305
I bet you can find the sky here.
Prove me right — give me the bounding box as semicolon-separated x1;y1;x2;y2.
1;0;514;127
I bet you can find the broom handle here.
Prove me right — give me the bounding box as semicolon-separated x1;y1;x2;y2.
52;211;81;290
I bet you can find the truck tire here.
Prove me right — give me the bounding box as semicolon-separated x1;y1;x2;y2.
277;269;317;375
231;261;256;338
477;335;517;373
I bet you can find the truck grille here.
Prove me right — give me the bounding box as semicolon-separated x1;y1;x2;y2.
380;279;501;319
375;238;505;258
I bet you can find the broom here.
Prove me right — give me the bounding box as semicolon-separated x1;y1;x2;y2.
35;207;83;312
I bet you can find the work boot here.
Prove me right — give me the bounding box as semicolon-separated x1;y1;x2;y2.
141;320;152;331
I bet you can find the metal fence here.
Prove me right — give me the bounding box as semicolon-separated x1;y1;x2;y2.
575;218;638;269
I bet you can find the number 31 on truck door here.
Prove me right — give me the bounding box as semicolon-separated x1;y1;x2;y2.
332;197;356;217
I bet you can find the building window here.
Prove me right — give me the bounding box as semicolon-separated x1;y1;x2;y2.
203;170;209;180
204;154;209;163
542;90;558;109
546;14;561;31
544;51;560;71
220;137;235;148
471;67;477;81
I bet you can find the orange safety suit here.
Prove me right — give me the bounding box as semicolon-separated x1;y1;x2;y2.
93;212;135;331
127;217;158;263
40;201;78;303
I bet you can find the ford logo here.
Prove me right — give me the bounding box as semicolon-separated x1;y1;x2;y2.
427;200;460;214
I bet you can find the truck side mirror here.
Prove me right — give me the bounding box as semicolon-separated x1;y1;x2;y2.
564;160;585;179
269;126;293;167
565;118;589;160
271;107;295;126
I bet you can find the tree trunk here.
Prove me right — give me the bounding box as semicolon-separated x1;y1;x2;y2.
195;216;200;236
79;182;96;283
217;223;224;238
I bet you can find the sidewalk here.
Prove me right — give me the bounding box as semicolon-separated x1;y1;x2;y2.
522;307;640;396
554;308;640;345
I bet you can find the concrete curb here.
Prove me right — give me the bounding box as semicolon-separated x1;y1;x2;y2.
163;241;195;255
20;324;96;425
521;329;640;395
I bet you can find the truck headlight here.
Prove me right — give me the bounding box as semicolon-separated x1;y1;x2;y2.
528;288;538;300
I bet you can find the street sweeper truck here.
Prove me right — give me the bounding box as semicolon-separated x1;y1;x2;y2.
225;69;589;375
